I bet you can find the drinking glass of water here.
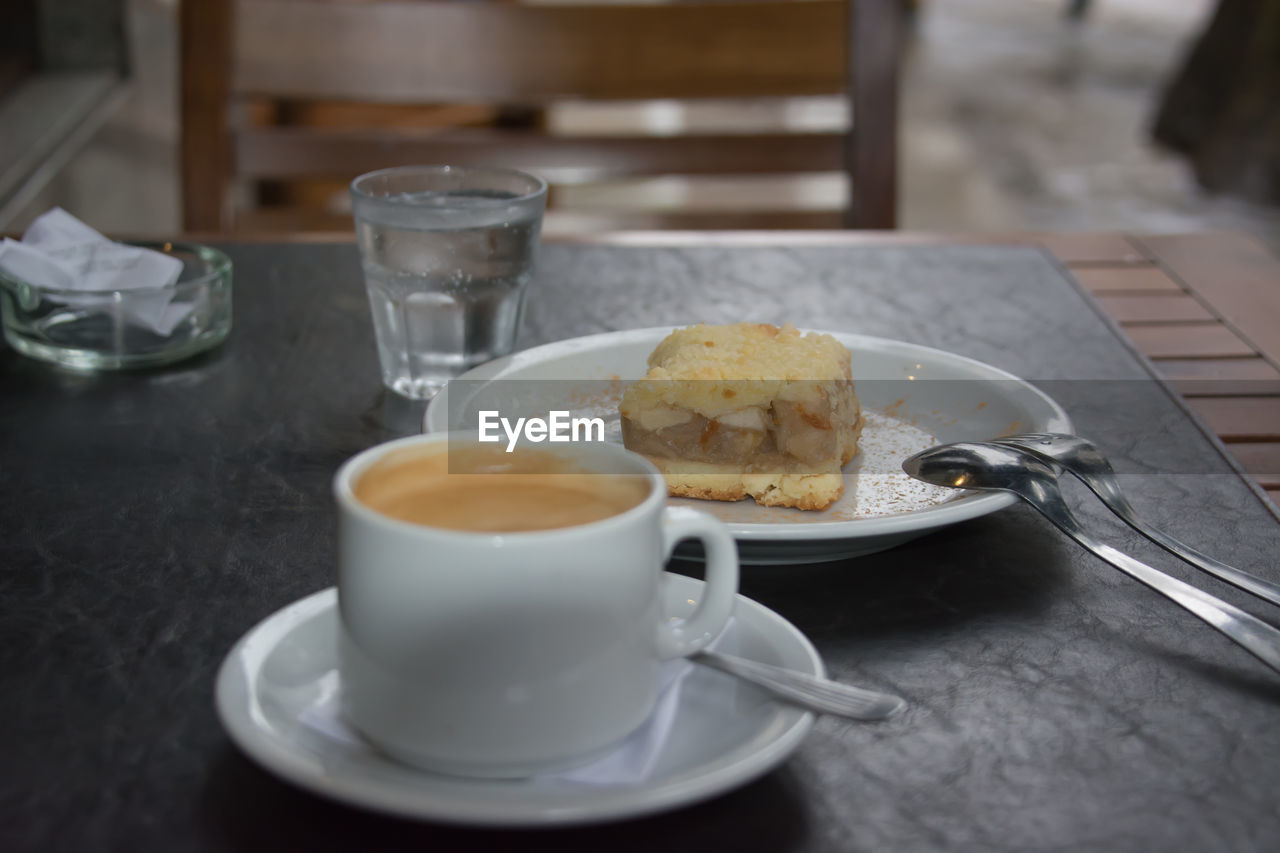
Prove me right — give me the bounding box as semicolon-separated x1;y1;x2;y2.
350;165;547;399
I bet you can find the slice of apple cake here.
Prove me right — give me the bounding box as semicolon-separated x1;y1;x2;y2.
619;323;862;510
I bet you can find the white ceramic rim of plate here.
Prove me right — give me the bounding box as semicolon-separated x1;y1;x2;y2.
423;327;1072;543
214;576;820;827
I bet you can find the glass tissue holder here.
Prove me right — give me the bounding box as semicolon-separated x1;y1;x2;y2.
0;241;232;370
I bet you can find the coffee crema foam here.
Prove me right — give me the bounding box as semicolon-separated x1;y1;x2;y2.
354;445;650;533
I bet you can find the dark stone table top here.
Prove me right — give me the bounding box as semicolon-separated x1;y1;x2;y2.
3;242;1278;851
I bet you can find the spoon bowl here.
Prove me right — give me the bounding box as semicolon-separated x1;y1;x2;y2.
902;441;1058;495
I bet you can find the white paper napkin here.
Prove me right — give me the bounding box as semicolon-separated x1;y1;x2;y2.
298;619;740;787
0;208;188;335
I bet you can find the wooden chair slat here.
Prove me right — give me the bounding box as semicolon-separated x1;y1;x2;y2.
237;129;847;179
233;0;847;103
237;205;849;234
547;209;846;231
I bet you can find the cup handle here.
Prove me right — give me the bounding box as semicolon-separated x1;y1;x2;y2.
655;505;740;660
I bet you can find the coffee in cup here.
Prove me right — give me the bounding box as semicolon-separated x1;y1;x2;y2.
351;444;649;533
334;433;740;778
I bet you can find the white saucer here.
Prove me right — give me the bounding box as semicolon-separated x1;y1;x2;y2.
215;575;820;827
424;327;1071;563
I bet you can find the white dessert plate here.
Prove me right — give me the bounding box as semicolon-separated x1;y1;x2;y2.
424;328;1071;563
215;575;820;827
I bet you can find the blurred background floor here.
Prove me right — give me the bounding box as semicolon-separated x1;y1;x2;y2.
10;0;1280;245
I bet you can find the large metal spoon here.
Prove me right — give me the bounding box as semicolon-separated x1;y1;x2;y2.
993;432;1280;608
902;441;1280;676
693;650;906;720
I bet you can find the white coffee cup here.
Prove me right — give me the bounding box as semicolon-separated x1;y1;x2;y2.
333;432;740;778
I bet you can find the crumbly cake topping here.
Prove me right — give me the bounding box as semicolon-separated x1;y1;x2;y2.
645;323;851;381
622;323;853;419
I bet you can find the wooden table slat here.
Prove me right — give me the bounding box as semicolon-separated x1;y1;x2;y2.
1221;442;1280;485
1100;294;1216;323
1036;233;1148;265
1157;358;1280;397
1168;379;1280;397
1154;357;1280;381
1185;396;1280;442
1137;233;1280;370
1072;266;1184;294
1169;381;1280;398
1124;322;1257;359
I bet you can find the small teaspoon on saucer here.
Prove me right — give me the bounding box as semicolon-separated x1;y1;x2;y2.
692;650;906;720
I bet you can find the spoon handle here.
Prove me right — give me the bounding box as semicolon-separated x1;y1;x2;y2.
692;650;906;721
1094;494;1280;609
1027;489;1280;676
996;436;1280;608
1086;540;1280;673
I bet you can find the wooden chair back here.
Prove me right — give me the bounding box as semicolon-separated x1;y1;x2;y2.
181;0;902;233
